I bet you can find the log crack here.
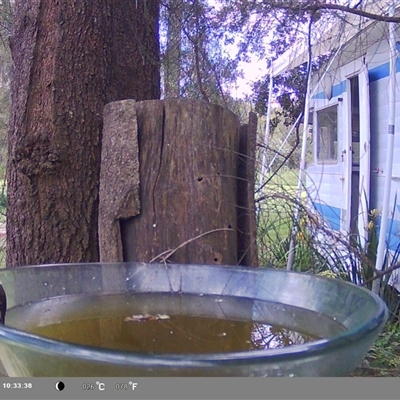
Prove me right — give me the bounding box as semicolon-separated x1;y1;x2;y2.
152;103;166;225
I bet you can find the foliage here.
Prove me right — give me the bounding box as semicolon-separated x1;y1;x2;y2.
256;171;400;375
252;54;331;121
215;0;309;60
256;169;400;294
256;170;352;273
351;320;400;376
160;0;240;106
158;0;335;119
368;321;400;368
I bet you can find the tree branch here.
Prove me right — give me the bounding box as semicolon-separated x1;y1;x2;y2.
268;1;400;23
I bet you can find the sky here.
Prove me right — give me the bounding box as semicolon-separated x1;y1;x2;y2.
231;56;269;98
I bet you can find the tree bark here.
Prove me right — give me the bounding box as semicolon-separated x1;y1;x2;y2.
6;1;160;267
120;99;241;265
99;100;140;263
237;112;258;266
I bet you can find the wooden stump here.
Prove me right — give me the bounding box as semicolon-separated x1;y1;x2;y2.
119;100;239;265
99;99;258;266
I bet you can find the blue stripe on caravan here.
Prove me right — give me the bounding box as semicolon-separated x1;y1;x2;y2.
312;202;341;231
332;81;347;97
313;92;326;99
375;217;400;252
312;81;346;100
313;59;400;99
369;62;389;82
369;58;400;83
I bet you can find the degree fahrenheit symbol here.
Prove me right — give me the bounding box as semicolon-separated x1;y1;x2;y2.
129;382;138;390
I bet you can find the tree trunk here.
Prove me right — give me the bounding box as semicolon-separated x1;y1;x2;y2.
164;0;183;98
120;99;240;265
6;1;160;267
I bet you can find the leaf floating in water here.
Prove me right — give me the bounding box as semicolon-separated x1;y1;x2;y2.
124;314;146;322
156;314;170;320
124;314;170;322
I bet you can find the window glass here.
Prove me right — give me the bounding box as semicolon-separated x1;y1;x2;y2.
316;105;338;162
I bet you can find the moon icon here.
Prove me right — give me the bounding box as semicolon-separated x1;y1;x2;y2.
55;381;65;391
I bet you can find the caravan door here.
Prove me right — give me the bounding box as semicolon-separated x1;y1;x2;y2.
346;65;370;245
357;65;371;247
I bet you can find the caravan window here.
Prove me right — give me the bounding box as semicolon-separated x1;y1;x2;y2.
316;105;338;162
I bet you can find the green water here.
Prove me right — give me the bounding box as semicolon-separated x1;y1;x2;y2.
7;293;345;354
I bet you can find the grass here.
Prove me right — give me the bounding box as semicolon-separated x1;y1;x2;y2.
257;169;400;376
257;169;318;271
257;170;296;267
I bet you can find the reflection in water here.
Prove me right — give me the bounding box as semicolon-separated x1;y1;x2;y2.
30;315;316;354
6;293;340;354
251;323;314;349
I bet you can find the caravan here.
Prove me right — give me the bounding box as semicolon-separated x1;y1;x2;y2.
271;3;400;285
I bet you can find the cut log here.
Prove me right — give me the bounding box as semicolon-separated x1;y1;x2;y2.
120;99;240;265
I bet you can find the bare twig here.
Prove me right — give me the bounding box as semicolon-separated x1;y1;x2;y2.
268;1;400;23
362;261;400;287
149;227;234;263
